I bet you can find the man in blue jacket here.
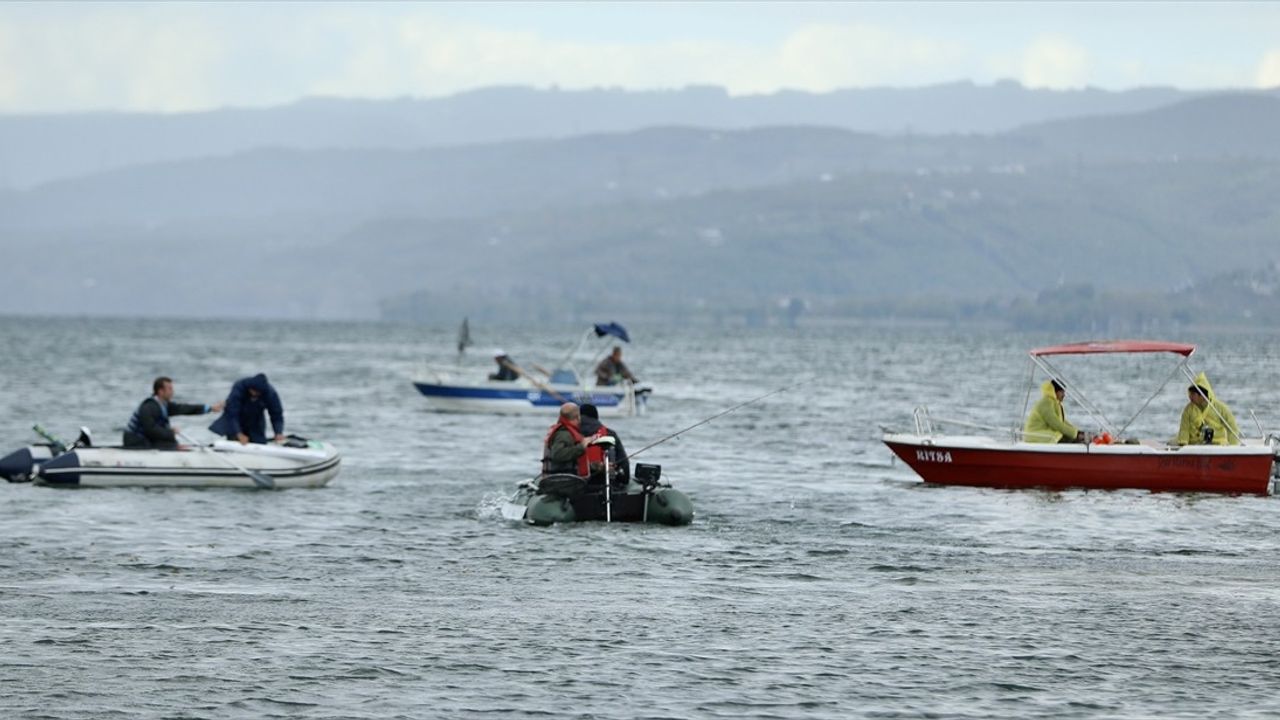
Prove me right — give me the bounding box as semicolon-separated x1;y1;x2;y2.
209;373;285;444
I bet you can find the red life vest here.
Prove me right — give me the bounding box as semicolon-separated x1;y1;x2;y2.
542;418;600;476
585;423;611;467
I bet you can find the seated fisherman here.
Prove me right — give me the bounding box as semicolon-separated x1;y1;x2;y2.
541;402;609;476
489;350;519;381
1176;372;1241;446
579;403;630;486
123;376;223;449
1023;379;1086;443
594;346;638;386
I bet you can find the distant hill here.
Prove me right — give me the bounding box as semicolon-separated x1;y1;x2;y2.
999;260;1280;334
6;156;1276;322
3;93;1279;324
0;81;1250;189
0;127;1017;231
365;159;1280;323
1014;94;1280;161
5;93;1279;234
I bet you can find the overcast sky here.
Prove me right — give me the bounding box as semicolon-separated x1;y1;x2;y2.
2;1;1278;114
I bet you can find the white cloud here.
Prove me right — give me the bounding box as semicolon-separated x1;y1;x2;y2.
747;23;965;93
339;18;964;98
1257;49;1280;88
0;6;227;113
0;24;17;107
1019;36;1090;88
0;5;979;112
0;4;1273;113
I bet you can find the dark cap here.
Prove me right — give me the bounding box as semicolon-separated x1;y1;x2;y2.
580;403;599;419
1051;379;1064;392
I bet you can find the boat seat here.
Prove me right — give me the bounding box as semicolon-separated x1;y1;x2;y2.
548;369;578;385
537;473;587;497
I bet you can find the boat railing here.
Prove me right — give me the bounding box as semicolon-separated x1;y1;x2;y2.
913;406;1027;441
912;406;934;435
416;362;472;384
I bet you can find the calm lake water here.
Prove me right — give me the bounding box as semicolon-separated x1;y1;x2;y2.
2;315;1280;719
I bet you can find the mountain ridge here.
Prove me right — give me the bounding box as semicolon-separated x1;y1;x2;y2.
2;81;1265;189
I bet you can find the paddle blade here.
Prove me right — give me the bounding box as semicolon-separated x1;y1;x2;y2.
247;469;275;490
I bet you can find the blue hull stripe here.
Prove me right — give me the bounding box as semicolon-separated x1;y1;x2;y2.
413;383;623;407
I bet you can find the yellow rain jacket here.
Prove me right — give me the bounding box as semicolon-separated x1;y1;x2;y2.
1176;372;1241;446
1023;380;1079;443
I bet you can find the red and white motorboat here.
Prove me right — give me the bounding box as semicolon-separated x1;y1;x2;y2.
884;340;1280;495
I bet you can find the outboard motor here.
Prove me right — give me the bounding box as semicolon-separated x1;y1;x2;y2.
0;445;55;483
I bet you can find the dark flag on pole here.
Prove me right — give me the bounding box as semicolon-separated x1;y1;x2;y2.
592;322;630;343
457;317;473;356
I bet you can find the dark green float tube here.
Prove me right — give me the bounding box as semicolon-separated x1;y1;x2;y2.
525;495;576;526
645;488;694;526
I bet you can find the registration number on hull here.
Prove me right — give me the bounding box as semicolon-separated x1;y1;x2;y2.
916;449;954;463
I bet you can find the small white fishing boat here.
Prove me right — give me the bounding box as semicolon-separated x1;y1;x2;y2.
413;373;648;417
413;321;652;418
26;438;340;489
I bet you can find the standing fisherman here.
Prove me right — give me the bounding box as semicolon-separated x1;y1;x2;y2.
209;373;285;445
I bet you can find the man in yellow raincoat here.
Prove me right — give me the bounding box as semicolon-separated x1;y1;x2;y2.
1024;379;1085;443
1176;372;1241;445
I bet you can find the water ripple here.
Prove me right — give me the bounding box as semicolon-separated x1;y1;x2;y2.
3;319;1280;718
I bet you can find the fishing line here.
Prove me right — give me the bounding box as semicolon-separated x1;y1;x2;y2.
629;378;812;459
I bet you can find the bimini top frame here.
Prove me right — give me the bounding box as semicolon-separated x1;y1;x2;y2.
1023;340;1201;440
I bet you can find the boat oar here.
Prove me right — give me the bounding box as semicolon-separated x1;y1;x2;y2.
177;431;275;489
500;358;569;404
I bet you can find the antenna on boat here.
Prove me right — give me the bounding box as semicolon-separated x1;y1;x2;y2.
629;378;811;459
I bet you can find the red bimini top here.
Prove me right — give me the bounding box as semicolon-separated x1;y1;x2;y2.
1029;340;1195;357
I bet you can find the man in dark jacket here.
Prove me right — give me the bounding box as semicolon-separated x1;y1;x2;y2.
209;373;285;444
594;346;638;386
579;403;630;485
122;377;223;449
488;350;520;381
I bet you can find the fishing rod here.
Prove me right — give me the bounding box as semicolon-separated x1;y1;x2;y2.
628;378;811;459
